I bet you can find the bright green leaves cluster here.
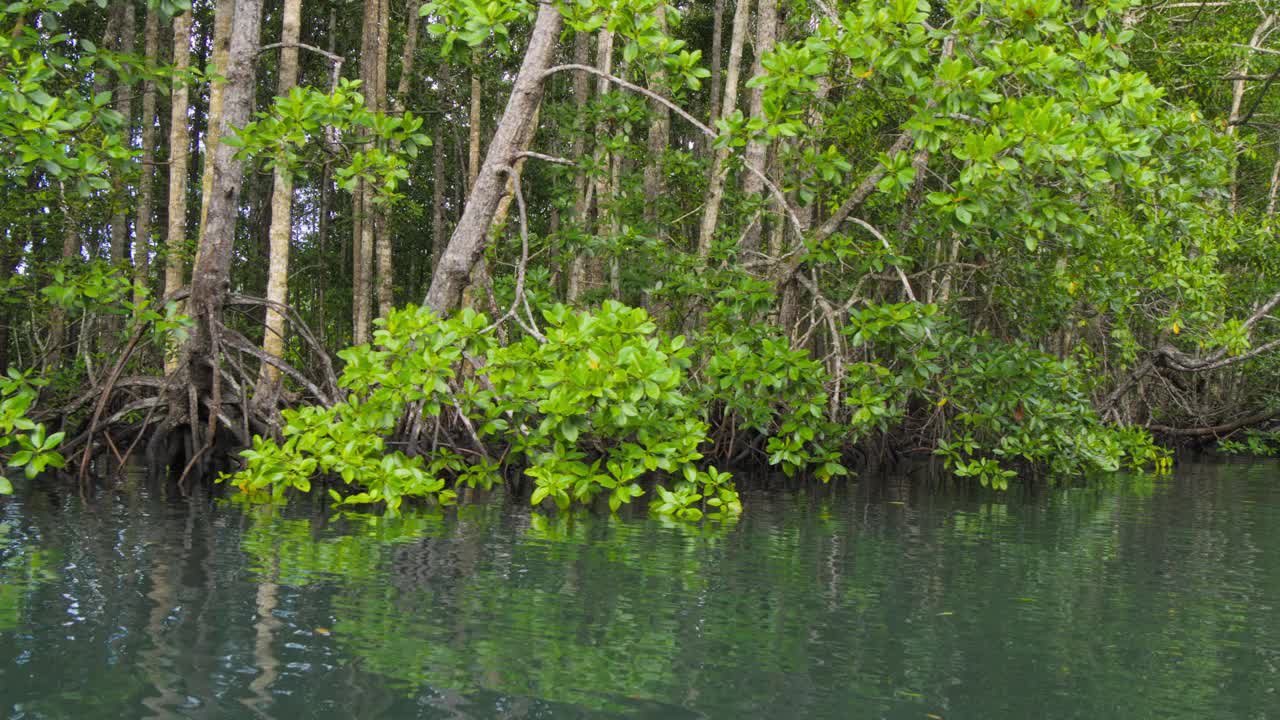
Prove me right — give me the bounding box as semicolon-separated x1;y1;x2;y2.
0;0;145;194
486;301;735;519
229;81;430;205
421;0;534;55
231;303;741;521
841;302;1167;489
0;370;65;493
231;308;493;511
696;307;847;482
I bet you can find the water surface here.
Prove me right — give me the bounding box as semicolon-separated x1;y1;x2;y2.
1;461;1278;718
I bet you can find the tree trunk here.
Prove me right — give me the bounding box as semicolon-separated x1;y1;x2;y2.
197;0;236;249
565;29;592;302
109;0;136;271
707;0;725;152
353;0;387;344
468;53;483;191
431;124;446;276
186;0;263;375
737;0;777;256
423;1;562;315
374;0;392;318
586;27;614;299
394;0;422;106
256;0;303;399
642;3;670;229
163;8;194;306
1228;12;1275;212
697;0;751;261
133;6;161;314
460;51;487;313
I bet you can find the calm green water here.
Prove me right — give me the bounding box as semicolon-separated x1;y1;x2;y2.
1;461;1279;718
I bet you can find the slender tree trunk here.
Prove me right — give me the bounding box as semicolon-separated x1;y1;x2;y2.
197;0;235;249
431;125;446;275
256;0;303;398
316;9;336;344
353;0;386;344
1268;147;1280;216
468;53;483;191
565;30;592;302
424;1;562;315
394;0;421;106
1229;12;1275;212
461;51;489;312
738;0;777;256
583;27;614;296
186;0;264;372
697;0;751;261
133;6;161;314
109;1;136;271
708;0;725;151
163;8;194;306
374;0;392;318
642;4;670;229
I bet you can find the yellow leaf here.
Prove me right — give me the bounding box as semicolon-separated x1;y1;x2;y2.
1067;281;1077;295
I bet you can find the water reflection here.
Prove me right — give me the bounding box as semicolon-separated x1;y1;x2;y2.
0;463;1277;718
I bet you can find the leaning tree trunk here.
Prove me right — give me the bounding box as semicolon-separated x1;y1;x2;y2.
256;0;303;402
423;1;562;315
184;0;264;392
697;0;751;261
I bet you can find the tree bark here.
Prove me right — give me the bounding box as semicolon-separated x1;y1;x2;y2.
642;3;670;228
353;0;387;343
163;8;194;306
423;1;562;315
468;52;483;191
256;0;303;397
109;0;136;271
431;123;446;278
186;0;264;370
707;0;725;152
737;0;777;256
697;0;751;261
565;29;592;302
133;5;161;314
197;0;236;249
1228;12;1275;212
394;0;422;106
374;0;392;318
587;27;615;295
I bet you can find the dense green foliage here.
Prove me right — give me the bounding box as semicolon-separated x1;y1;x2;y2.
1;0;1279;508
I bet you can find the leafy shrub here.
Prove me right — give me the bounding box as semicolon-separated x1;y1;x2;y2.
0;370;65;493
844;302;1170;488
694;304;847;481
231;302;742;520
